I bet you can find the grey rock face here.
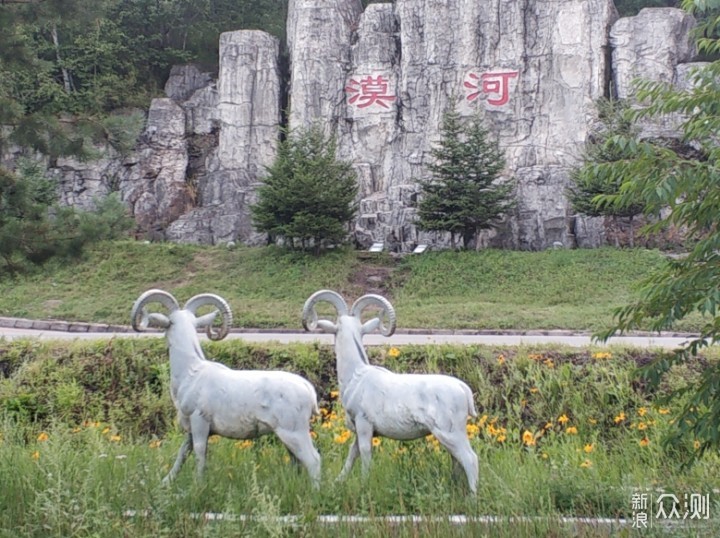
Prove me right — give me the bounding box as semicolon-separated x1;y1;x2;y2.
610;8;696;100
119;98;191;235
35;5;701;251
166;30;281;245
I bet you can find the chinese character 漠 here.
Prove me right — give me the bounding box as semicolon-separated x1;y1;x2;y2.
464;70;519;106
345;75;396;109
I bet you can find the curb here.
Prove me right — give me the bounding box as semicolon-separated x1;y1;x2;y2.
0;316;700;339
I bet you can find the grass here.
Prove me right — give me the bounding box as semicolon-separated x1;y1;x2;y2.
0;240;703;332
1;339;719;536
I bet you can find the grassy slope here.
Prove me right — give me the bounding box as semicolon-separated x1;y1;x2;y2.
0;240;702;331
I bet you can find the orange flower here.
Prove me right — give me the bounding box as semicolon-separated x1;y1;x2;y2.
558;414;569;425
497;355;506;365
639;437;650;447
522;430;536;446
583;443;594;453
37;432;49;442
565;426;578;435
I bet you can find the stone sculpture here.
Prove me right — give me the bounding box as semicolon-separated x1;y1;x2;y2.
302;289;479;492
131;289;321;486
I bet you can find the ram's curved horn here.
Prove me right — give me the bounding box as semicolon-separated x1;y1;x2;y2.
302;290;348;331
183;293;233;341
131;289;179;331
350;294;397;337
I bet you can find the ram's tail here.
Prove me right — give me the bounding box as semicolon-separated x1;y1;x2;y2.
464;383;478;418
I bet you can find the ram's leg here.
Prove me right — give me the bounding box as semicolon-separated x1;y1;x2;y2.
162;432;193;484
275;428;322;489
354;418;374;478
432;430;479;494
338;437;359;481
190;413;211;480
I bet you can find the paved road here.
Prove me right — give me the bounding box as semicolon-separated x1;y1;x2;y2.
0;326;700;349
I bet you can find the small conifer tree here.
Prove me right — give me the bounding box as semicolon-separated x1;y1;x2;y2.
416;106;515;249
251;125;358;253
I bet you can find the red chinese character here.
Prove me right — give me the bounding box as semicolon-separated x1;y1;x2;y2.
345;75;396;109
464;70;518;106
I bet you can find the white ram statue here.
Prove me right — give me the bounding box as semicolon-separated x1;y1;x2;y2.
302;289;479;493
131;289;321;487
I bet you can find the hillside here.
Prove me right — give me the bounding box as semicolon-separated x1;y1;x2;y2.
0;241;702;333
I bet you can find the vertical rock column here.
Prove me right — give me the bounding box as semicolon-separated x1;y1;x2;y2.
286;0;364;132
166;30;282;245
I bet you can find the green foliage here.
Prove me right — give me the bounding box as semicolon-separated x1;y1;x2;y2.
568;99;646;221
416;106;515;250
251;125;359;253
592;0;720;460
0;160;133;274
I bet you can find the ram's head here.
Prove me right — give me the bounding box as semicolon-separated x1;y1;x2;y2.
302;289;396;337
131;289;233;341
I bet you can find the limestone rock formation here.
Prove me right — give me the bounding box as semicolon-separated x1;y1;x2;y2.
35;5;703;251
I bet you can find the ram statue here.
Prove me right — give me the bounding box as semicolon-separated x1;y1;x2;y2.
302;289;478;493
131;289;321;487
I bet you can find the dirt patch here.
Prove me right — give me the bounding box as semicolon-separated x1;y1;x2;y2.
346;262;395;299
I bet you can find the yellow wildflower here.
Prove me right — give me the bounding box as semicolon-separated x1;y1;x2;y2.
388;347;401;358
102;427;111;435
497;355;506;365
71;427;81;433
638;407;647;417
334;430;352;444
496;434;506;443
565;426;578;435
37;432;49;442
541;452;549;459
694;440;701;450
330;390;340;399
310;431;318;439
208;435;221;444
478;415;488;427
639;437;650;447
466;423;480;437
528;353;543;361
613;412;626;424
149;440;162;449
544;422;553;430
110;435;121;443
592;352;612;360
31;450;40;460
658;408;670;415
522;430;536;446
558;414;569;425
235;440;253;449
580;459;592;468
372;437;381;447
529;387;539;394
583;443;594;453
588;418;597;425
637;422;647;431
543;359;554;368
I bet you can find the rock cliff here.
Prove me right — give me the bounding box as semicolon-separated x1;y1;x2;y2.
42;5;702;251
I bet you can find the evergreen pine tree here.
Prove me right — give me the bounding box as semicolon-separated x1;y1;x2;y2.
417;106;514;249
251;125;358;253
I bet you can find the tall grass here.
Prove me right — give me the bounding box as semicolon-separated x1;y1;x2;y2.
0;241;699;332
1;339;718;536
